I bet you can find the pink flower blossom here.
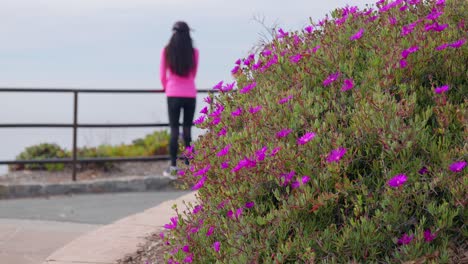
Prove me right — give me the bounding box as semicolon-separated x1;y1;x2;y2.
200;106;208;114
323;72;340;86
211;117;221;126
401;45;419;59
435;43;449;51
232;157;256;172
398;233;414;245
270;147;281;157
261;49;272;57
249;105;262;114
193;115;205;125
305;25;313;33
194;164;211;177
221;82;235;92
192;176;207;190
235;59;241;65
434;84;449;94
231;66;240;75
231;107;242;117
255;146;268;161
290;54;302;63
279;95;293;104
291;181;301;189
245;201;255;208
326;147;347;163
164;216;178;230
449;161;466;172
449;38;466;48
418;166;429;175
221;161;229;169
302;176;310;184
297;132;316;145
426;8;443;20
159;232;164;239
400;59;408;68
235;208;243;218
213;81;223;90
218;127;227;137
192;205;203;214
280;171;296;185
436;0;445;6
401;22;418;36
424;229;437;242
425;22;448;32
184;254;193;263
206;226;214;236
312;45;321;53
239;82;257;94
387;174;408;188
350;28;364;40
389;17;398;25
276;128;293;139
252;61;262;70
277;28;288;38
182;245;190;253
341;78;355;91
213;241;221;252
217;145;231;157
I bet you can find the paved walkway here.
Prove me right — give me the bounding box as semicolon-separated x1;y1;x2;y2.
42;191;197;264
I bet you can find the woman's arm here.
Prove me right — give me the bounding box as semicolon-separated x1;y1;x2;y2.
192;48;199;78
160;48;167;91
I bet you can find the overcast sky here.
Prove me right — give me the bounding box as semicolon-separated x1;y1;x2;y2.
0;0;375;89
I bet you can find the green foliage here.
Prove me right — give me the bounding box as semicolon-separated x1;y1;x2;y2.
164;0;467;263
11;131;170;171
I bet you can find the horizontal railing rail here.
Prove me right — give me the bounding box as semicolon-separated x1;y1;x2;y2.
0;87;214;181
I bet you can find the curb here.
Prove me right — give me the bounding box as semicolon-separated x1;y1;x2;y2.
0;175;175;199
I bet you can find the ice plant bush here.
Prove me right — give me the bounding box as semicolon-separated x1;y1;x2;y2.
161;0;467;263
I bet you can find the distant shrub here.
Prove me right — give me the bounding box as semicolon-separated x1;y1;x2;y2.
163;0;467;263
11;131;170;171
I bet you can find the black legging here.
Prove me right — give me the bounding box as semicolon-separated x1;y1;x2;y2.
167;97;196;167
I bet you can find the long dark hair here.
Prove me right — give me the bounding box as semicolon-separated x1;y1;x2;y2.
165;21;195;77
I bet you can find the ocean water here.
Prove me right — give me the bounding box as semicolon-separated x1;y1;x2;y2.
0;91;208;174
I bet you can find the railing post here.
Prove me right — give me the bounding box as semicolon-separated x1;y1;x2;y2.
72;91;78;181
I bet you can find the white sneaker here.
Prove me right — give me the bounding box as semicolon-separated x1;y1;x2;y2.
163;166;179;180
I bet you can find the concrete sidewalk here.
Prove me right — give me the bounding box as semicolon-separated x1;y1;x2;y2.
43;191;197;264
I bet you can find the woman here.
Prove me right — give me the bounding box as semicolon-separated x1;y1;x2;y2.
160;21;199;177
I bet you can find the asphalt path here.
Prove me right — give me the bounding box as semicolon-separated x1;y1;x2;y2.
0;191;190;264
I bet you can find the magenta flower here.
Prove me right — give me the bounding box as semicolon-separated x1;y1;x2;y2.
211;117;221;126
249;105;262;114
301;176;310;184
424;229;437;242
290;54;302;64
401;22;417;36
213;241;221;252
245;201;255;208
203;96;211;104
270;147;281;157
425;22;448;32
280;171;296;185
449;38;467;48
213;81;223;90
401;45;419;59
350;28;364;41
235;59;241;65
206;226;214;236
398;233;414;245
221;82;235;92
426;8;443;20
193;115;205;125
387;174;408;188
192;205;203;214
159;232;164;239
255;146;268;161
326;147;347;163
189;227;198;234
341;78;355;91
436;43;449;51
399;5;408;11
449;161;466;172
279;95;293;104
297;132;316;145
200;106;208;114
217;144;231;157
194;164;211;177
232;157;256;172
227;210;234;218
239;82;257;94
164;216;178;230
261;49;272;57
434;84;449;94
312;45;321;53
184;254;193;263
291;181;301;189
192;176;207;190
323;72;340;86
231;107;242;117
277;28;288;38
218;126;227;137
389;17;398;25
305;25;313;33
399;59;408;68
231;66;240;75
221;161;229;169
182;245;190;253
418;166;429;175
252;61;262;70
235;208;243;218
436;0;445;6
276;128;293;139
